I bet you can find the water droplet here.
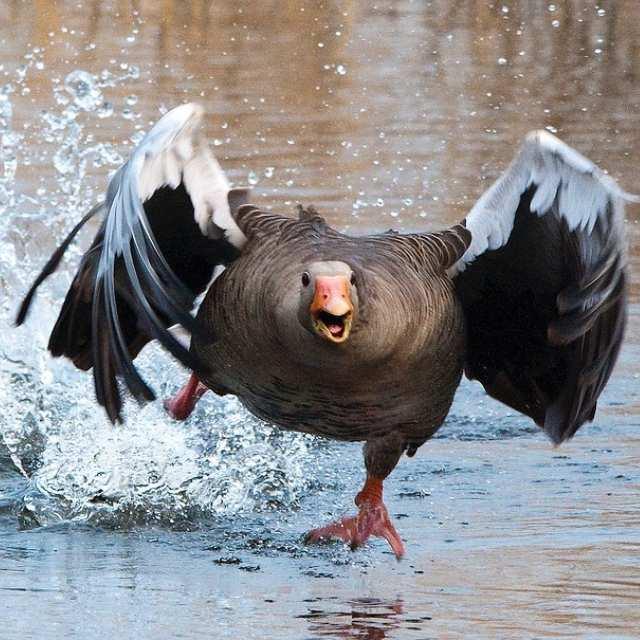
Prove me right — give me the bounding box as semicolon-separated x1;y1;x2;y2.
53;144;76;175
15;65;29;84
97;102;114;119
552;19;560;27
548;4;557;12
0;183;9;206
336;64;347;75
125;95;138;106
64;70;103;112
91;143;123;168
130;130;146;145
264;166;274;178
497;57;507;65
247;171;259;186
597;8;606;17
0;95;12;124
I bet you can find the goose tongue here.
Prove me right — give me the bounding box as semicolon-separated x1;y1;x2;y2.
328;323;344;336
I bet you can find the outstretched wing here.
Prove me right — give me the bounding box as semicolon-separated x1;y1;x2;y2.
17;103;250;423
454;131;634;444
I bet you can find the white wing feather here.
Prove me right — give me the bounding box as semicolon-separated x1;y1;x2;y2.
455;130;638;274
129;102;245;249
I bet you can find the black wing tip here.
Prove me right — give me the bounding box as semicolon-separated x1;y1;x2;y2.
545;427;566;446
14;204;103;327
15;275;48;326
14;295;31;327
108;409;123;425
543;418;572;446
15;264;60;327
102;388;157;425
543;404;597;446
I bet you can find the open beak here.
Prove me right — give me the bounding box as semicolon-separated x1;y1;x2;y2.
310;276;354;343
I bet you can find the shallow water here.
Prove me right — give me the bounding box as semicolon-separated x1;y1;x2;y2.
1;1;639;638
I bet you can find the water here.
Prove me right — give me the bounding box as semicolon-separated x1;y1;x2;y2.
1;1;639;638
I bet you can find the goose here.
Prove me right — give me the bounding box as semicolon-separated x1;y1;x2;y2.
17;103;632;559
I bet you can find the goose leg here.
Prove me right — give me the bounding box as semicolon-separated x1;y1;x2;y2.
305;434;405;559
164;372;209;420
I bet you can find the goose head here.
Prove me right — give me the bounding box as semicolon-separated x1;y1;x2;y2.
297;261;358;344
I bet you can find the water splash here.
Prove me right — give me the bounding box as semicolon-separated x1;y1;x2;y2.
38;70;132;200
0;84;19;214
0;340;315;529
0;58;318;531
64;70;104;112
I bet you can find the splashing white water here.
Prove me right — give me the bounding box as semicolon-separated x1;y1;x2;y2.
0;84;19;213
0;60;316;529
64;69;105;112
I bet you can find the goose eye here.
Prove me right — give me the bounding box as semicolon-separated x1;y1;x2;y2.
350;273;357;286
301;272;311;287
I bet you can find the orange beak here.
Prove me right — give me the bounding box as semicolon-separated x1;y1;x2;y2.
310;276;354;343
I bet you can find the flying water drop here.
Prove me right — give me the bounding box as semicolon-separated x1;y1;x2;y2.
64;70;103;112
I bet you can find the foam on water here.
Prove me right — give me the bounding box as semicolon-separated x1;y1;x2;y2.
2;320;315;529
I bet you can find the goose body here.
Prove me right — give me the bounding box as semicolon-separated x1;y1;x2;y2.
195;215;466;446
17;104;633;558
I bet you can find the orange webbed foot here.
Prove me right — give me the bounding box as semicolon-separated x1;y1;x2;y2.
164;373;209;421
305;477;405;559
